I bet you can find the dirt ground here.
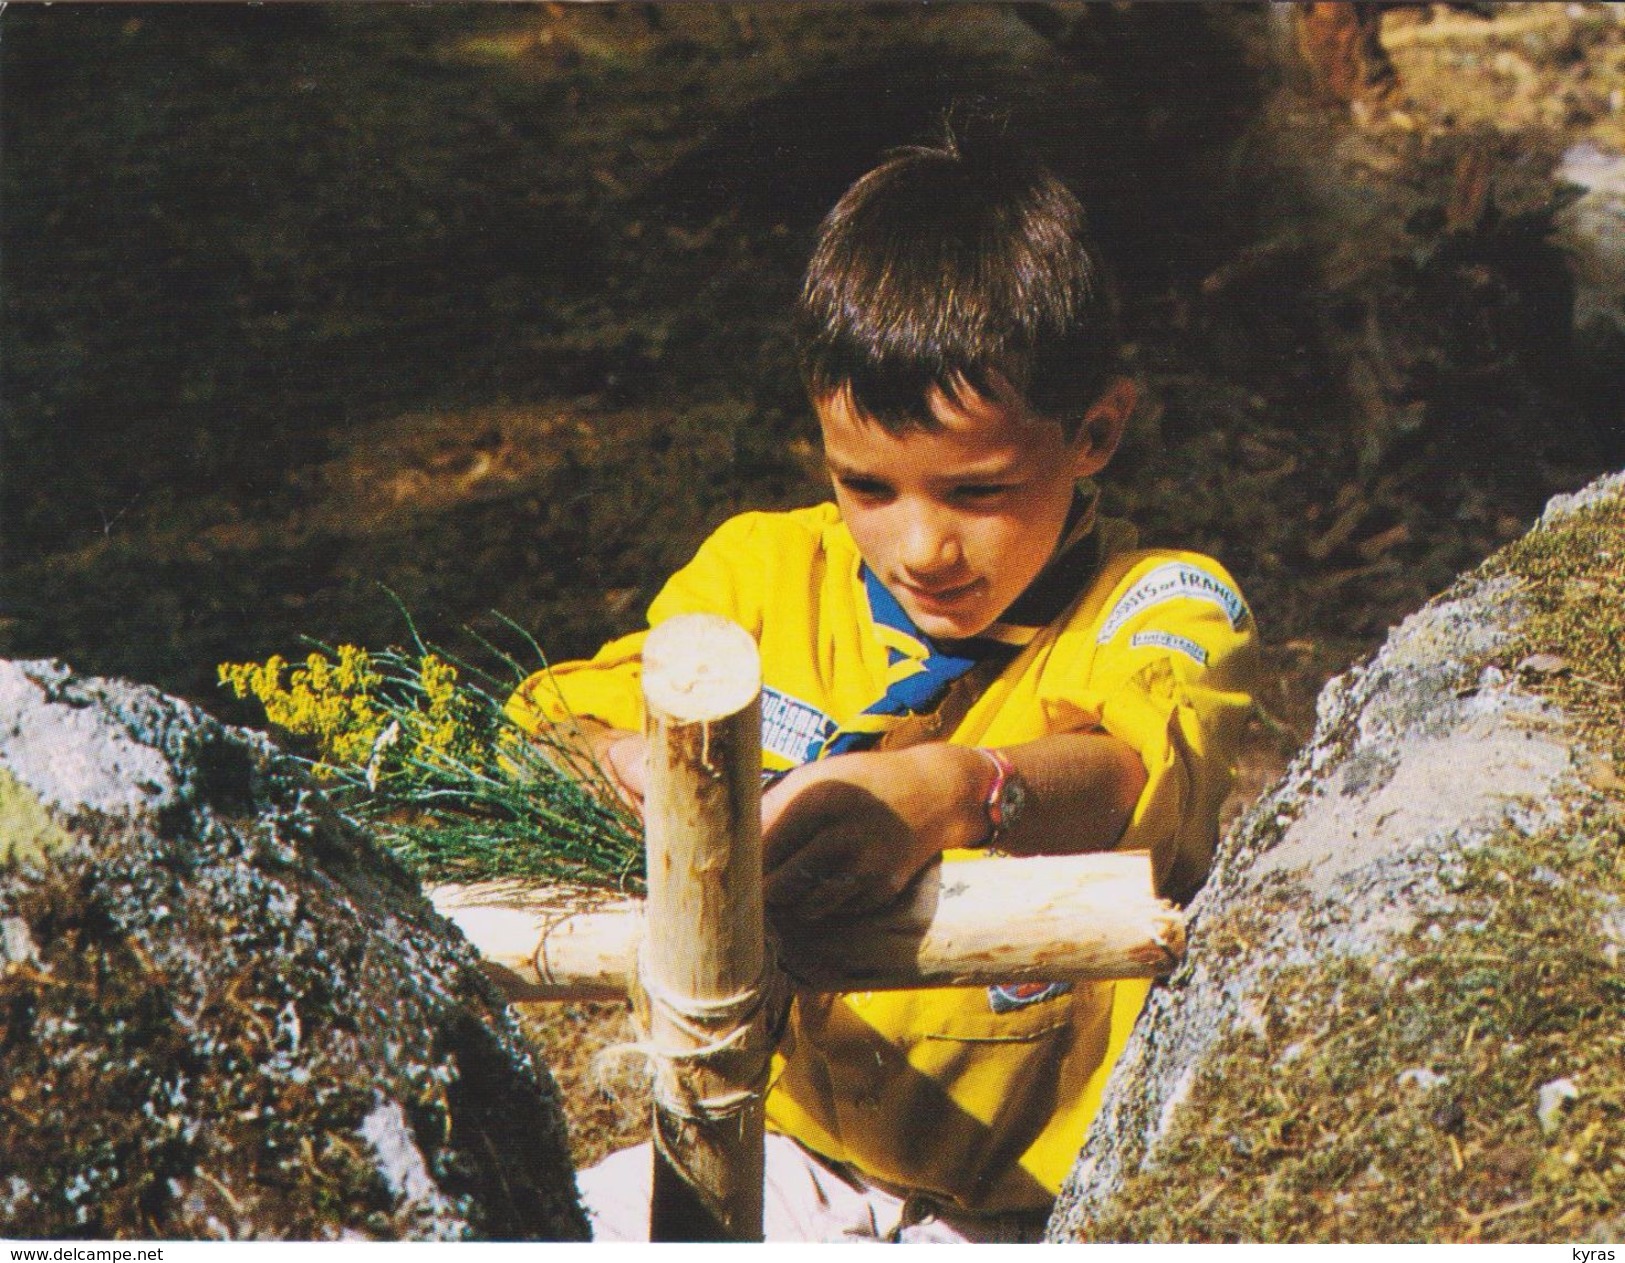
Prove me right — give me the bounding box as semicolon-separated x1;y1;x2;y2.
4;4;1622;1172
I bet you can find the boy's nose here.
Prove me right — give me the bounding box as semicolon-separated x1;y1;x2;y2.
897;508;963;576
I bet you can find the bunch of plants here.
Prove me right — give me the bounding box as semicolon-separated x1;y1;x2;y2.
219;617;643;892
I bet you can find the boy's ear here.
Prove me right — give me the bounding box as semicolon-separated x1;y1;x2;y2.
1069;376;1137;478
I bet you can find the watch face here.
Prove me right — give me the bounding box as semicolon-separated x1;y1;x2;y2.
995;772;1028;829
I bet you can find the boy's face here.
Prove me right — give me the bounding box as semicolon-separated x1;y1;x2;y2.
818;377;1133;640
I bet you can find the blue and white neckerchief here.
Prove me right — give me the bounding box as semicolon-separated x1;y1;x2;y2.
815;490;1101;760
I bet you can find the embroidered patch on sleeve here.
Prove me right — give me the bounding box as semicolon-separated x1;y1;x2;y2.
1130;629;1210;666
760;686;836;766
987;981;1072;1013
1098;562;1249;644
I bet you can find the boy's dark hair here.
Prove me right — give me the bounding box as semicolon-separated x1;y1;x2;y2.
797;129;1120;438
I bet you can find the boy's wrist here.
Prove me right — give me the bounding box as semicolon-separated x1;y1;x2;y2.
970;747;1026;850
910;744;1009;853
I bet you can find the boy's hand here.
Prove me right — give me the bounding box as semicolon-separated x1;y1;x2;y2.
560;720;648;819
599;731;649;817
760;746;988;923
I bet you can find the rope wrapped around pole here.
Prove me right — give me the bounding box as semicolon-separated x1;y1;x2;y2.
591;941;787;1126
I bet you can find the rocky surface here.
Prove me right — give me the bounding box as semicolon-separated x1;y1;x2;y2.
1051;470;1625;1243
0;661;587;1240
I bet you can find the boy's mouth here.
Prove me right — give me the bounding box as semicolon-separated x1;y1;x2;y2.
899;577;981;610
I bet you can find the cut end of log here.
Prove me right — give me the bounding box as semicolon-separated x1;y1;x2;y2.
643;614;762;723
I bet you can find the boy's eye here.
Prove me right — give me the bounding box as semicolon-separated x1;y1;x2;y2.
953;483;1014;504
838;476;893;501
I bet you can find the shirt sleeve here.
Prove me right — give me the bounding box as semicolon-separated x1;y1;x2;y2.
1079;555;1259;903
505;512;774;736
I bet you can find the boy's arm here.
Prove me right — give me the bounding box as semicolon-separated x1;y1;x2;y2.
761;733;1146;923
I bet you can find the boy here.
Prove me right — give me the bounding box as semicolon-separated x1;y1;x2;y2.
509;132;1257;1242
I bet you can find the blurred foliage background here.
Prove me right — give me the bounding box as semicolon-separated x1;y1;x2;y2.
3;2;1622;754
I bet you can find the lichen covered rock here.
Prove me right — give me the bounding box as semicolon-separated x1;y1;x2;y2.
0;660;588;1240
1051;472;1625;1243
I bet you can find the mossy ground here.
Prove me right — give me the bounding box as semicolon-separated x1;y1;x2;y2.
514;1001;645;1171
1490;490;1625;772
1088;489;1625;1243
1092;822;1624;1242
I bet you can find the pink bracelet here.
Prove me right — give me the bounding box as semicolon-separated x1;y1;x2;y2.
972;747;1027;849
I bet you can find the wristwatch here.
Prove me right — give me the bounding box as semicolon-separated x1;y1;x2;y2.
973;747;1027;850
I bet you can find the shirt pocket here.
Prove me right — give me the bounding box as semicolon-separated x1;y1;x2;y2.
819;986;1086;1203
843;982;1078;1049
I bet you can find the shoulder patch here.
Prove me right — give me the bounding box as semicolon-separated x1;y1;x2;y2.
1130;629;1210;666
760;686;836;766
1098;562;1249;644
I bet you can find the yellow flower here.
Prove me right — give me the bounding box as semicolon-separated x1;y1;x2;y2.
218;647;384;773
334;643;381;694
412;653;471;764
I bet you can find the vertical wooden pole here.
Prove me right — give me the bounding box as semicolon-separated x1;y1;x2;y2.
640;613;768;1242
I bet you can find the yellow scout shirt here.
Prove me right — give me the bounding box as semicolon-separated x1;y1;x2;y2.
509;502;1257;1212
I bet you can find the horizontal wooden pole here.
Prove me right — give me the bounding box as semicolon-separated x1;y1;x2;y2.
429;850;1183;1002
